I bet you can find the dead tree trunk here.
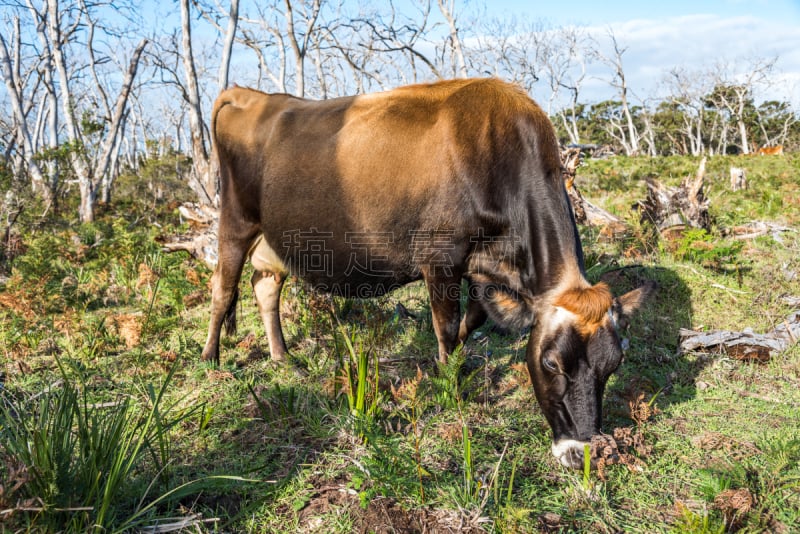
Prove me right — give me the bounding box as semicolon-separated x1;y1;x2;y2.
93;39;148;204
218;0;240;90
0;28;50;202
730;166;746;192
561;146;629;239
437;0;468;78
157;202;220;269
638;157;710;235
180;0;214;206
680;310;800;362
47;0;96;222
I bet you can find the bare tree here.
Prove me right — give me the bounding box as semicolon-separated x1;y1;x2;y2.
437;0;467;77
316;13;390;94
94;39;149;204
180;0;215;205
283;0;321;97
0;22;49;200
43;0;148;221
665;67;709;156
474;17;535;92
236;4;289;92
540;26;590;144
46;0;99;221
24;2;60;194
755;100;797;148
709;57;776;154
636;99;658;157
355;0;441;83
592;30;640;155
218;0;241;90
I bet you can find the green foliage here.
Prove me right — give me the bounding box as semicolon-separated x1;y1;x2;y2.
390;367;431;503
0;158;12;191
1;153;799;531
336;325;382;433
33;140;86;167
0;360;199;532
352;432;427;506
694;434;800;531
671;504;726;534
668;228;744;268
430;347;483;410
113;151;193;213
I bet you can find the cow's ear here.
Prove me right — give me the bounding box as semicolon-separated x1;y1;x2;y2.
611;281;657;330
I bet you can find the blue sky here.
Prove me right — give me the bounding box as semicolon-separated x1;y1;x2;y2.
484;0;800;25
135;0;800;106
4;0;798;111
480;0;800;105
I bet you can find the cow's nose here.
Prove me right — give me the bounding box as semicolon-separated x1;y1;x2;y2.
551;439;589;469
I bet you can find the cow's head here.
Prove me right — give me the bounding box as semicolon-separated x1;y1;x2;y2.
526;281;656;468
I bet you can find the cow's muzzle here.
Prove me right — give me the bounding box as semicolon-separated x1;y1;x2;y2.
551;439;590;469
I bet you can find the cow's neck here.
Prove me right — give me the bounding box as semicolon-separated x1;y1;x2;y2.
528;189;586;296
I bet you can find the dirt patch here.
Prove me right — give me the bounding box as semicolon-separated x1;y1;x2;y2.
357;498;487;533
289;480;488;533
183;289;207;308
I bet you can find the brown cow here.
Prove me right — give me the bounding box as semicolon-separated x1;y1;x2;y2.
202;78;655;468
757;145;784;155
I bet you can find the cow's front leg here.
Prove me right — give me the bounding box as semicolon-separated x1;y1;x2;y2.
252;270;288;361
424;273;462;363
458;279;488;343
202;235;254;365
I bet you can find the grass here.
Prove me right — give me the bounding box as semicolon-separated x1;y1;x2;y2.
1;153;799;532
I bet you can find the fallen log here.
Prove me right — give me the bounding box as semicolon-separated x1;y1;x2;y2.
725;221;796;242
679;310;800;362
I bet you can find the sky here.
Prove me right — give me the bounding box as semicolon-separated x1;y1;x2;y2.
3;0;799;124
486;0;800;26
481;0;800;105
137;0;799;107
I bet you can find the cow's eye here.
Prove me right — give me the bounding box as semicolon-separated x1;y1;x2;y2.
542;354;559;373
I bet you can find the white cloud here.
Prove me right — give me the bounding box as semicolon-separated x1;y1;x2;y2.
583;14;800;106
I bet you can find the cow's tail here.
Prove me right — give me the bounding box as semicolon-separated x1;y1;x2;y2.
223;287;239;336
209;91;237;204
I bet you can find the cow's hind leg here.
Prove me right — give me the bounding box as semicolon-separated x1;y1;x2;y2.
252;270;288;361
202;235;254;364
458;280;487;343
424;273;462;364
249;235;290;361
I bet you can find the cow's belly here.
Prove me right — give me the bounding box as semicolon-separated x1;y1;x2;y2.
254;230;423;298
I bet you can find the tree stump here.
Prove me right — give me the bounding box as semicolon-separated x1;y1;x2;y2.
637;157;710;235
156;202;220;270
729;167;746;192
